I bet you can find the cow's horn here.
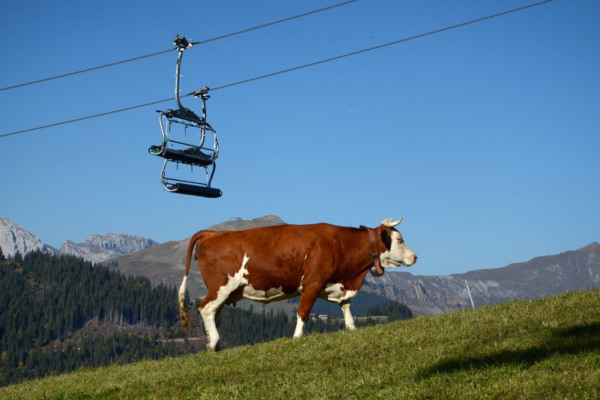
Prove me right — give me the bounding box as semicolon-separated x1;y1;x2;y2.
382;217;402;227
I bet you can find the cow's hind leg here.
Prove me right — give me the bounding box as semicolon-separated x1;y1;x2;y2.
199;254;250;351
198;297;226;351
339;299;356;330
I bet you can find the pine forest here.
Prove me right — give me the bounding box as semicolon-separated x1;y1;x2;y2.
0;248;412;387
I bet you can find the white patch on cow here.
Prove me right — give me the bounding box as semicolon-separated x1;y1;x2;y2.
200;254;250;350
297;275;305;294
293;315;305;338
319;283;358;303
340;301;356;330
242;285;296;303
380;230;417;268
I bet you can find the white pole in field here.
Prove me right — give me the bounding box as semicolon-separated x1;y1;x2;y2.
465;280;475;309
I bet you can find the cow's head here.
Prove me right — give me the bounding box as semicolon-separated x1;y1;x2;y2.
378;217;418;269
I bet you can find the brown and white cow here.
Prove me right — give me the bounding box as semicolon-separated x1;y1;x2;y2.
179;217;417;351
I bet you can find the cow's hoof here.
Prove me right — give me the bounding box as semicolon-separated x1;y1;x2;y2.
206;343;220;352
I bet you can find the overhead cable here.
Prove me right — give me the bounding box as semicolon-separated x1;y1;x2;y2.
0;49;175;93
0;0;359;93
191;0;360;46
0;0;555;139
210;0;556;92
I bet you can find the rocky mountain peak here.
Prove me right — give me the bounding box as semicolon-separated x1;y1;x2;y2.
0;216;52;258
84;233;159;254
578;242;600;252
60;233;159;263
0;216;158;263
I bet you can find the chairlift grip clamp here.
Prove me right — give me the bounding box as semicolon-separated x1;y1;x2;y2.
174;34;193;50
193;87;211;100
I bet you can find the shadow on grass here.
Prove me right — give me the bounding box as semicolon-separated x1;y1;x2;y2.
418;322;600;378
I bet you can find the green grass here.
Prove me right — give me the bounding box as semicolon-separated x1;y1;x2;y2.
2;289;600;399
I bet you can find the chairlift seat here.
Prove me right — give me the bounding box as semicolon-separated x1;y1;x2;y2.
149;145;213;166
167;183;222;198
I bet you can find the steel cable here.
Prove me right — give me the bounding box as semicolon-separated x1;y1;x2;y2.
0;0;359;92
0;0;555;139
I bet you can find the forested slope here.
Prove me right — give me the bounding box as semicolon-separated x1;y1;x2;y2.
0;250;184;386
0;248;411;387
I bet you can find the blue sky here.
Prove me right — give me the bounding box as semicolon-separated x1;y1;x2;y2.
1;0;598;276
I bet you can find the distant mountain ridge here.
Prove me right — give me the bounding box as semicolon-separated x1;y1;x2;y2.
107;215;599;317
3;215;598;317
364;241;600;315
0;217;159;263
205;215;287;231
107;216;287;301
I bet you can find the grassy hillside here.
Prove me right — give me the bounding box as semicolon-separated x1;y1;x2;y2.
2;289;599;399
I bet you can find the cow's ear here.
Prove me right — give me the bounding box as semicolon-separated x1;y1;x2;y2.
380;229;391;250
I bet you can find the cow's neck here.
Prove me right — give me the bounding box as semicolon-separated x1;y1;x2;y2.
342;226;386;275
366;228;384;276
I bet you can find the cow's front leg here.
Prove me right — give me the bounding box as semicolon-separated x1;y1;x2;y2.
293;315;305;338
340;299;356;330
293;284;322;338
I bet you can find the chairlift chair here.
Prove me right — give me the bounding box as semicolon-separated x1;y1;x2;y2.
148;35;222;198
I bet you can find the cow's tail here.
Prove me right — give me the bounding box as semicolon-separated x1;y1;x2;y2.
179;231;204;334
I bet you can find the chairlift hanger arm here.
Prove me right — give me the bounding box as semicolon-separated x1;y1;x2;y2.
174;46;189;113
